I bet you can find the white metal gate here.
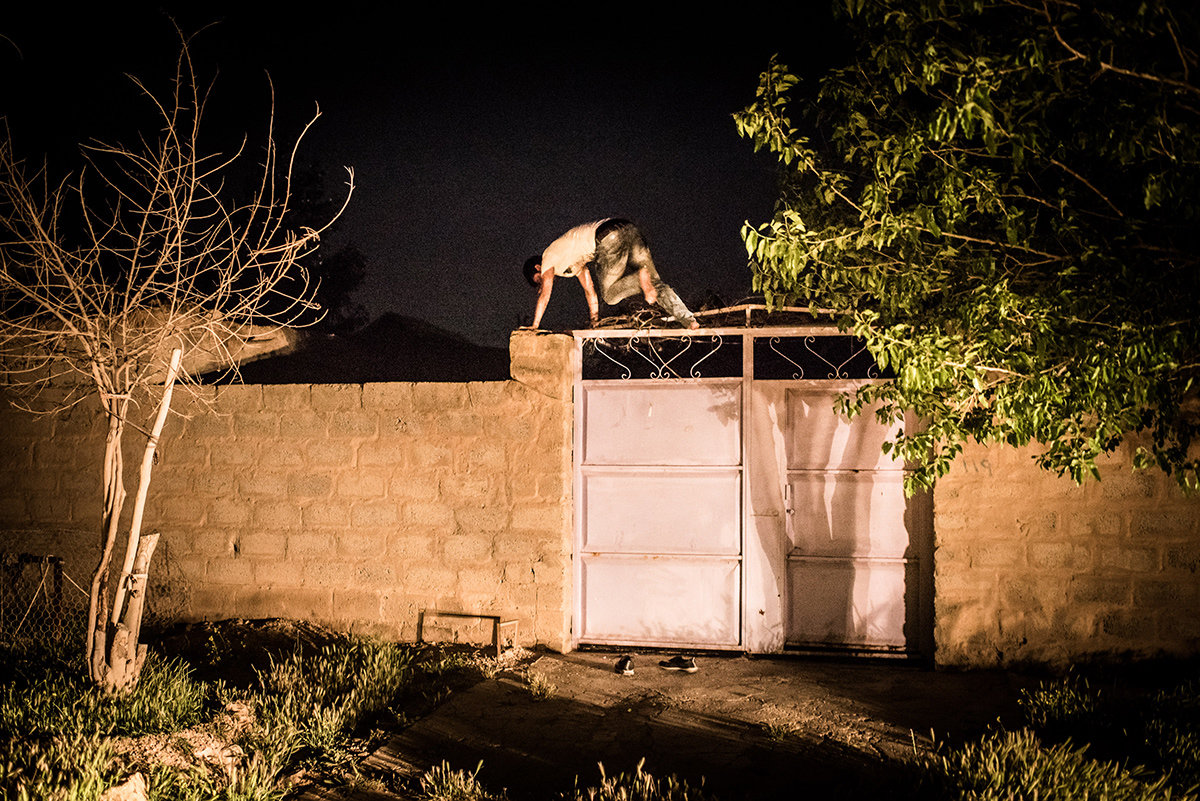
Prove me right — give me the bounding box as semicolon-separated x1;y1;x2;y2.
575;380;744;648
573;327;932;656
777;386;927;650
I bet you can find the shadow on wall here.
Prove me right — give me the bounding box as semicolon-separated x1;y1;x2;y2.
200;313;510;384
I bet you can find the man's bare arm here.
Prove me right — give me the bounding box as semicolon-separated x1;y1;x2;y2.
578;268;600;325
530;268;555;329
637;266;658;305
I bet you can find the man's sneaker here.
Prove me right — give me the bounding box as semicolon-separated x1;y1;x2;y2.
658;655;698;673
614;655;634;676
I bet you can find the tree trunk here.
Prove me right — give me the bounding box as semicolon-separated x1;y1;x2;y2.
89;348;182;690
111;349;182;631
87;404;126;684
105;531;159;691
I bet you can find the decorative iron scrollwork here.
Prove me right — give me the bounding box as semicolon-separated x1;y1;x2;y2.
768;337;805;379
801;335;870;379
756;336;886;380
587;338;634;380
583;332;886;380
582;334;736;380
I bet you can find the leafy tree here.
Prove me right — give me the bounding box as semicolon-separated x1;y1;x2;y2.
735;0;1200;492
0;34;352;688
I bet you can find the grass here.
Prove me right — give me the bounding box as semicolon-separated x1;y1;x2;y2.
0;637;206;800
525;670;557;701
913;728;1187;801
0;730;117;801
568;760;713;801
252;638;415;769
896;669;1200;801
760;718;798;741
0;646;206;738
4;627;1197;801
418;760;504;801
1015;672;1200;795
0;630;488;800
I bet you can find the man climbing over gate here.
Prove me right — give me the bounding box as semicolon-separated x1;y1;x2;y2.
523;218;700;330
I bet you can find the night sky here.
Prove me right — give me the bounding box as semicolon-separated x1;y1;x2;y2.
1;5;846;347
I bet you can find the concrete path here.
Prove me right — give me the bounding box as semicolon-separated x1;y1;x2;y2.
346;650;1028;800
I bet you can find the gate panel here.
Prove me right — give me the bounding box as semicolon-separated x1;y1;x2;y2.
786;472;910;556
785;390;902;470
581;468;741;555
580;557;741;646
782;386;917;651
583;384;740;465
785;558;909;646
576;379;742;648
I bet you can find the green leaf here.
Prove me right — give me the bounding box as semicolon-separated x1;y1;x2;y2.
735;0;1200;493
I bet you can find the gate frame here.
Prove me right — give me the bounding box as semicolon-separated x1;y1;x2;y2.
570;323;934;657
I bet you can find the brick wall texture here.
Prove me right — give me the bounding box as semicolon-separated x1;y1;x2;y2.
933;440;1200;667
0;332;576;651
2;327;1197;666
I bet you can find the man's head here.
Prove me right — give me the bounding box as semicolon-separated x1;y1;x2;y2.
523;256;542;287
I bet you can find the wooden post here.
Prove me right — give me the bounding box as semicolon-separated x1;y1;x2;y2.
111;348;182;628
108;531;160;690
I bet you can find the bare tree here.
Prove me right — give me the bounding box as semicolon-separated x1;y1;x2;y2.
0;34;352;689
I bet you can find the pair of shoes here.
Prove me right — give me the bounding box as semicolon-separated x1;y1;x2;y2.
658;655;698;673
614;655;634;676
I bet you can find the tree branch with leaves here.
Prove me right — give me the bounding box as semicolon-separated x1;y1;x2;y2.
735;0;1199;493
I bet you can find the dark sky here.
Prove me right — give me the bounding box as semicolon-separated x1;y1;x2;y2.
1;5;846;347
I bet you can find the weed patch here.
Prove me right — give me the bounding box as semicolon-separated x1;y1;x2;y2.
418;760;505;801
526;671;557;701
568;759;713;801
0;625;460;799
1019;673;1200;793
912;728;1193;801
0;644;207;799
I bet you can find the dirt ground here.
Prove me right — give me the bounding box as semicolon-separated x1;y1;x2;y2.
357;649;1030;801
149;622;1032;800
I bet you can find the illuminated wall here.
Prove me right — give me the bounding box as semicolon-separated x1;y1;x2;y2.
1;329;1197;665
0;332;575;650
934;439;1200;666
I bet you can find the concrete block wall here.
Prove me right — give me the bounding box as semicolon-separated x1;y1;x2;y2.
0;331;576;650
933;439;1200;667
4;327;1199;666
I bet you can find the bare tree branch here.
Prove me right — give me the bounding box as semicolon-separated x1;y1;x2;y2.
1042;1;1200;99
0;29;353;688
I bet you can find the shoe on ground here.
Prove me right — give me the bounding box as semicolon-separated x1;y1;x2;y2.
658;655;698;673
614;655;634;676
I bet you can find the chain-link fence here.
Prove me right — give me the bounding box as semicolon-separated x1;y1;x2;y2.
1;553;88;648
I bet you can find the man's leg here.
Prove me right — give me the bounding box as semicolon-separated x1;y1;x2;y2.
625;233;697;328
592;221;698;327
592;221;647;305
641;266;698;329
637;265;658;305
